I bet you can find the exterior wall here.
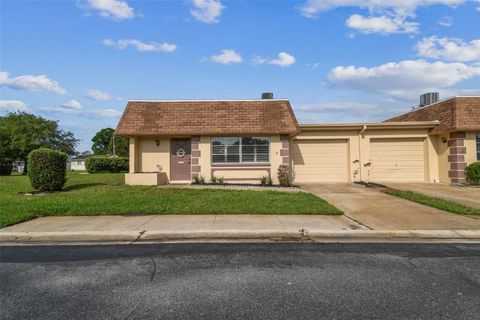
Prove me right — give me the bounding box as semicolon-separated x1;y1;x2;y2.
270;135;284;184
138;137;171;178
292;128;437;183
365;129;436;183
465;132;479;165
292;130;359;182
126;135;283;185
129;137;137;173
433;135;450;183
197;136;211;181
207;135;283;184
125;172;168;185
70;161;86;171
448;132;467;184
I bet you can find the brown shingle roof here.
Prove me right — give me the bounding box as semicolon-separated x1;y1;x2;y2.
116;100;300;136
384;96;480;134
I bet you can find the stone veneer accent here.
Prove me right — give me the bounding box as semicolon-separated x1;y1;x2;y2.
448;132;467;184
280;135;290;166
191;136;201;180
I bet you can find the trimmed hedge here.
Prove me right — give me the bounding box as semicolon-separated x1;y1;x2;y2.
85;156;129;173
0;159;13;176
27;148;67;191
465;162;480;185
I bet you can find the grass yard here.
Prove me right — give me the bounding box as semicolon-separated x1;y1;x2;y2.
0;172;342;228
387;190;480;216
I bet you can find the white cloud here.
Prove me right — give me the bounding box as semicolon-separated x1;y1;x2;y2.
295;102;386;116
307;62;321;69
299;0;466;18
294;101;407;123
416;36;480;62
0;71;66;95
82;0;135;21
0;100;29;112
269;52;296;67
85;89;113;101
299;0;466;34
40;100;122;118
62;100;82;110
93;108;123;118
210;49;243;65
254;52;296;67
437;16;453;27
328;59;480;100
41;100;83;114
346;14;418;34
190;0;224;23
102;39;177;52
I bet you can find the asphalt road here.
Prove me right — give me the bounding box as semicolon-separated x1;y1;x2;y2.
1;243;480;320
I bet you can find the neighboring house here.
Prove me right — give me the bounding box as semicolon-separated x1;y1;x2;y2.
13;161;25;174
68;158;86;171
115;94;479;186
386;96;480;184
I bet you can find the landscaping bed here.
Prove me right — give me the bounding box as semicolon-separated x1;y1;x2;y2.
0;172;342;228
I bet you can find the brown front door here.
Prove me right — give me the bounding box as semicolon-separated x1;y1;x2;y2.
170;138;191;181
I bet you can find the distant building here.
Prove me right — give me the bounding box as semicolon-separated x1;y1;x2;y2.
68;158;86;171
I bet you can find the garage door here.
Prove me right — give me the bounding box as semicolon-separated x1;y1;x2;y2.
292;139;349;183
369;138;425;182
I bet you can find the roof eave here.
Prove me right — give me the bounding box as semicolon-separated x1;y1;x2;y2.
299;121;440;131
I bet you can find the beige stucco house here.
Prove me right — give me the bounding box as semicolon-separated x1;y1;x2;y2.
115;95;480;186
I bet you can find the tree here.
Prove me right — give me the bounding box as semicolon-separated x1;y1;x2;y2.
0;112;78;162
108;135;129;157
91;128;114;155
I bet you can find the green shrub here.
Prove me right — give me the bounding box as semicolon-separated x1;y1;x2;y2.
277;165;291;187
27;148;67;191
210;175;224;184
85;156;129;173
0;159;13;176
260;175;273;186
465;162;480;185
193;175;206;184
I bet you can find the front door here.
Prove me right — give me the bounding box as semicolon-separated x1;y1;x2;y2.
170;138;191;181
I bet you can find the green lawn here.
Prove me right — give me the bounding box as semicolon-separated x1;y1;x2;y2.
387;190;480;216
0;172;342;228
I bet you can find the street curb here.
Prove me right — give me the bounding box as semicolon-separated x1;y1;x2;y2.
1;229;480;243
0;231;140;242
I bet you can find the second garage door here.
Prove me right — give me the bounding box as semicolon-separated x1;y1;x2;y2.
292;139;349;183
369;138;426;182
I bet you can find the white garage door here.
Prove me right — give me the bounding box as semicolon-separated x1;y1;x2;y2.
369;138;425;182
292;139;349;183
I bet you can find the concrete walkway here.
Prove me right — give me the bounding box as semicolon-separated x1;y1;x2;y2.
302;183;480;230
385;182;480;209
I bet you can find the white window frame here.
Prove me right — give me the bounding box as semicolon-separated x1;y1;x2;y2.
211;136;270;164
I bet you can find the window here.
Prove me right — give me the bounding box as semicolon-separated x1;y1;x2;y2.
212;137;269;164
476;134;480;161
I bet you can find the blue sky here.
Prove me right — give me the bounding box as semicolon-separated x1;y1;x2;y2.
1;0;479;152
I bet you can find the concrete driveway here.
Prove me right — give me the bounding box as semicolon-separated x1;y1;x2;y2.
302;183;480;230
384;183;480;209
